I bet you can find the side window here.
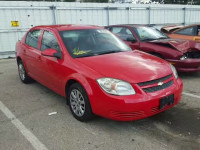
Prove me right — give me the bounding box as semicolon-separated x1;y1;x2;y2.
197;26;200;36
111;27;136;41
25;30;41;49
105;27;111;31
41;31;60;52
175;27;195;36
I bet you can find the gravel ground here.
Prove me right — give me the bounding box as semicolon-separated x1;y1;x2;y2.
0;59;200;150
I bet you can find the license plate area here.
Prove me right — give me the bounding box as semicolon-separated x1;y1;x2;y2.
159;94;174;109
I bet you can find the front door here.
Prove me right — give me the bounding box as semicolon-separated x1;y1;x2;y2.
39;30;64;94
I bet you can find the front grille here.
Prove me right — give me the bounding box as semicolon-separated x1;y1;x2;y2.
138;74;172;87
143;80;173;93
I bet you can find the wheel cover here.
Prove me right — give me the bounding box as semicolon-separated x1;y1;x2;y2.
18;63;25;80
70;89;85;117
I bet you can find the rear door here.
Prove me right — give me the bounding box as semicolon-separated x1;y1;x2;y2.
23;29;42;80
109;26;140;50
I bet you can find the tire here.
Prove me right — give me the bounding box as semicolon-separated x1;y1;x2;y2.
18;60;32;83
68;83;94;122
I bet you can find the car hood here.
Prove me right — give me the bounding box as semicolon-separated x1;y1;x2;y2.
76;51;172;84
148;38;195;53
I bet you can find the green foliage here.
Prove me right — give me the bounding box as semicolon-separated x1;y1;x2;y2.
2;0;199;4
80;0;109;2
164;0;187;4
63;0;76;2
155;0;200;5
99;0;109;2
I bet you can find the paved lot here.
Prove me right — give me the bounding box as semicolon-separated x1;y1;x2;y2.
0;59;200;150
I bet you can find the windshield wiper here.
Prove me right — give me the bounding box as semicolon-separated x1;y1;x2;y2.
141;38;157;42
158;37;168;39
75;50;123;58
75;53;97;58
141;37;168;42
96;50;123;56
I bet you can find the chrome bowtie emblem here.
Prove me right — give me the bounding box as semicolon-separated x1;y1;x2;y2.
158;82;164;86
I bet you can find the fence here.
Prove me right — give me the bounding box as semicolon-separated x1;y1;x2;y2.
0;1;200;58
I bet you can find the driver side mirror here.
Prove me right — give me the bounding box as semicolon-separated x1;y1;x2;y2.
41;49;62;59
126;37;137;43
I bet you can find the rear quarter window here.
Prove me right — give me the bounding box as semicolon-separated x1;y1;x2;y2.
175;27;195;36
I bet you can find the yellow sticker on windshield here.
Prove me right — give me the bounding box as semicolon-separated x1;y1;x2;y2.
73;48;91;55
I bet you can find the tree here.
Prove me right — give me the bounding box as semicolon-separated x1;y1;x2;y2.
154;0;200;4
63;0;76;2
79;0;109;2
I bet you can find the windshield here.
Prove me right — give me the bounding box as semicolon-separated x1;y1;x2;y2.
59;29;131;58
135;27;168;42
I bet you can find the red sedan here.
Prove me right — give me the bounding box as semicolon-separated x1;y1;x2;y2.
106;25;200;72
16;25;183;121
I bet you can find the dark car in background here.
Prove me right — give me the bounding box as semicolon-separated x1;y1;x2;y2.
106;25;200;72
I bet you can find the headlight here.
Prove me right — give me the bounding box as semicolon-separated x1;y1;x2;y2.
170;64;178;79
180;55;187;60
97;78;136;95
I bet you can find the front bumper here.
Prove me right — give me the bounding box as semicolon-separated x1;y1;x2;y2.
167;59;200;72
89;78;183;121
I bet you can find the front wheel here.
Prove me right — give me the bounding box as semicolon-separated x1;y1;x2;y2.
68;83;94;122
18;60;32;83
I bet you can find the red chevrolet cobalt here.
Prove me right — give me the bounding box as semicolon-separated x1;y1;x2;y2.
16;25;183;121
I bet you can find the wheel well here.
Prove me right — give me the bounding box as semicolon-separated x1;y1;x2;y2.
65;79;78;104
17;57;22;64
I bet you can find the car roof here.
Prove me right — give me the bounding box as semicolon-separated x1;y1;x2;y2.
34;24;103;31
106;24;153;28
161;24;200;33
176;24;200;30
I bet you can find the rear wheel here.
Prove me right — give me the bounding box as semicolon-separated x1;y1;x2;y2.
18;60;32;83
68;83;94;122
